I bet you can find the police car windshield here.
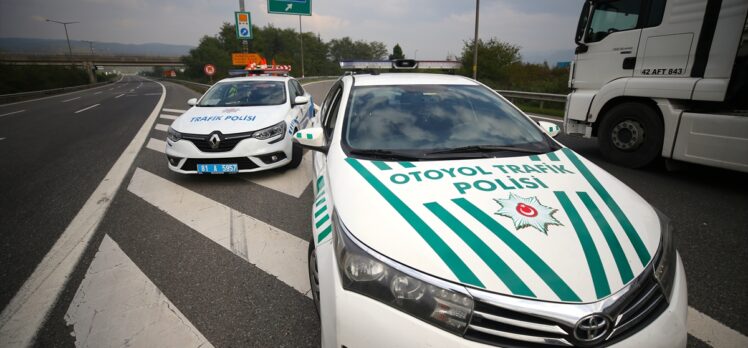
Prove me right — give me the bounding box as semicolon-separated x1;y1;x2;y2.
198;81;286;107
343;84;550;156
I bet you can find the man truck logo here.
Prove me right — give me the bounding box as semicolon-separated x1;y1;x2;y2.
574;313;611;343
494;193;561;234
208;133;221;149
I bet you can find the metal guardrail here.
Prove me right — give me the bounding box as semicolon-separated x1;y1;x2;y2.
0;80;115;105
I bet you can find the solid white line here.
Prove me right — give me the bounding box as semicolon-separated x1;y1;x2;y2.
115;93;125;99
65;235;213;348
688;307;748;348
159;114;178;120
0;110;25;118
146;138;166;153
154;123;169;132
93;91;102;95
127;168;311;297
61;97;80;103
162;108;187;113
74;104;99;114
0;81;165;347
244;152;313;198
0;75;124;108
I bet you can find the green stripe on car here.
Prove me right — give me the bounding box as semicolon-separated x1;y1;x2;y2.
529;155;540;161
315;205;328;218
546;151;560;161
453;197;581;302
317;225;332;243
399;162;416;168
372;161;392;170
425;202;535;297
316;175;324;190
554;191;611;299
315;197;326;207
346;158;484;287
561;148;651;265
316;214;330;229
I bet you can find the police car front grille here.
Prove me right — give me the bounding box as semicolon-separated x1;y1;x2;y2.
180;157;259;171
464;272;667;348
182;132;253;153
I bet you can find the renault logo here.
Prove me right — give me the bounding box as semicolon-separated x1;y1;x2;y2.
208;133;221;149
574;313;610;343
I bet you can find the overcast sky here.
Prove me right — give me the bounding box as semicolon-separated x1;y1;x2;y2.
0;0;581;60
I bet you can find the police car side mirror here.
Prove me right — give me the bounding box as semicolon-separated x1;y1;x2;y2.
294;127;328;153
537;121;561;138
292;96;310;106
187;98;198;106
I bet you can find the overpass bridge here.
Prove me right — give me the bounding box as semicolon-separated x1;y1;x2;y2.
0;54;184;67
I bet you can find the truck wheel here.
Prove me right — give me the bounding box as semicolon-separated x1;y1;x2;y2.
597;102;663;168
308;238;321;318
286;139;303;169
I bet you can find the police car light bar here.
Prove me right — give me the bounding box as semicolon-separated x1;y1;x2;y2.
340;59;461;70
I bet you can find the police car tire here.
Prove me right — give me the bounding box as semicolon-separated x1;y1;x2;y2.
307;238;321;318
597;102;663;168
286;141;303;169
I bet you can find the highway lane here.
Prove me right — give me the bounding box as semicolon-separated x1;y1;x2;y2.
0;75;162;311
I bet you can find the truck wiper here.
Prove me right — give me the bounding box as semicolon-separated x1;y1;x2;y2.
426;145;544;155
348;149;422;161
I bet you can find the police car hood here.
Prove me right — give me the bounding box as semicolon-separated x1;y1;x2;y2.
331;148;660;303
170;105;287;134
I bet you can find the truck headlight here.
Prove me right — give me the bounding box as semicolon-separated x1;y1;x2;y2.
167;127;181;142
653;209;676;302
333;212;474;335
253;121;286;140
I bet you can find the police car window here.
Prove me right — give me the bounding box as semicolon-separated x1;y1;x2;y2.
288;82;298;99
343;84;548;153
293;80;306;96
324;87;343;139
319;82;341;126
198;81;286;107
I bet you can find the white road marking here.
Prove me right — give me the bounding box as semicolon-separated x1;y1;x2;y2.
61;97;81;103
0;75;124;108
0;137;6;141
154;123;169;132
115;93;125;99
244;151;313;198
0;110;25;118
162;108;187;113
74;104;100;114
65;235;213;348
0;80;166;347
160;114;178;120
93;91;102;95
128;168;311;297
146;138;166;153
528;114;563;123
688;307;748;348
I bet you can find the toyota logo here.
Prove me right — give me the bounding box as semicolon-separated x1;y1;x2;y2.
208;133;221;149
574;313;611;343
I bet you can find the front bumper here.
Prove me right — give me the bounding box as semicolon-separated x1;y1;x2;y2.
164;135;292;174
319;248;687;348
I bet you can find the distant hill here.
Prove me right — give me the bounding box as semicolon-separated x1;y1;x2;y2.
0;37;194;57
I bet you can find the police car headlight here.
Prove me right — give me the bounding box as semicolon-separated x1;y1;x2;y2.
167;127;181;142
333;212;474;335
253;121;286;140
653;209;676;302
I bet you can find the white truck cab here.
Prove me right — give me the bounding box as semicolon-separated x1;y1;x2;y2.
566;0;748;172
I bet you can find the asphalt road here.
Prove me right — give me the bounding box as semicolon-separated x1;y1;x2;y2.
1;78;745;348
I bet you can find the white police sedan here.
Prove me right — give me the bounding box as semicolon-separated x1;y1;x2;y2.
166;75;313;174
296;61;687;348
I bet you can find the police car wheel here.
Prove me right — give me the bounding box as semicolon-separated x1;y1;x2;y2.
286;141;303;169
307;238;321;318
598;102;663;168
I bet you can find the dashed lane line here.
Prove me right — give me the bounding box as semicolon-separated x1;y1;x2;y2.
115;93;125;99
160;114;178;120
93;91;102;95
162;108;187;114
61;97;81;103
74;104;100;114
0;80;166;347
154;123;169;132
127;167;311;297
146;138;166;153
0;110;25;118
65;235;213;348
0;75;124;108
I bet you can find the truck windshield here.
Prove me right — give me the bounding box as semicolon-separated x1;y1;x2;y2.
198;81;286;107
584;0;642;43
342;84;552;158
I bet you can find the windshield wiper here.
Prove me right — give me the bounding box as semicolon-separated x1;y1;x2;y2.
426;145;545;155
348;149;422;161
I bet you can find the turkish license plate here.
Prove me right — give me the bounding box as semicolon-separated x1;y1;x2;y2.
196;163;238;174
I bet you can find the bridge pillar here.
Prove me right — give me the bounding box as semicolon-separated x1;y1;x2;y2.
84;61;97;84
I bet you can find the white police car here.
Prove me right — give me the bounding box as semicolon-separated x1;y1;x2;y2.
166;75;313;174
296;61;687;348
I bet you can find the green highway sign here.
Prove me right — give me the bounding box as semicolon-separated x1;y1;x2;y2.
235;11;253;39
267;0;311;16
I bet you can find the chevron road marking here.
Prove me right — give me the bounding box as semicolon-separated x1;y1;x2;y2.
65;235;213;348
154;123;169;132
162;108;187;114
127;168;311;297
160;114;178;120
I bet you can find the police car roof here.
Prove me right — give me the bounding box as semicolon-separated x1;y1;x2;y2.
350;73;477;87
216;75;291;84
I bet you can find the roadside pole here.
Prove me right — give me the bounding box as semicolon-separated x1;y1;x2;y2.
472;0;480;80
240;0;248;53
299;16;305;78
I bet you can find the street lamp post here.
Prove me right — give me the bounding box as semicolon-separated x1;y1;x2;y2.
46;19;78;65
472;0;480;80
414;49;418;60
